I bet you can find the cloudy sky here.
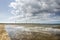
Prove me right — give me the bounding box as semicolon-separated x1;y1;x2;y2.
0;0;60;24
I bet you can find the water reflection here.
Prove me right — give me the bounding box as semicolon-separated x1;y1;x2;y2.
5;25;60;40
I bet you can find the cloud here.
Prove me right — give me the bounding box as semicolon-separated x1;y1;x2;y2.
8;0;60;23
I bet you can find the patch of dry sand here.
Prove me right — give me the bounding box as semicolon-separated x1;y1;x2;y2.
0;25;11;40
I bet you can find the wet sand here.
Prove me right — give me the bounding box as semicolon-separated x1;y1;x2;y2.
5;25;60;40
0;24;60;40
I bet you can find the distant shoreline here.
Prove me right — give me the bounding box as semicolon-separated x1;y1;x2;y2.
0;23;60;25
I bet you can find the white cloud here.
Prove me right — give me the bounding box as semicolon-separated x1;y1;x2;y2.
8;0;60;23
9;2;17;9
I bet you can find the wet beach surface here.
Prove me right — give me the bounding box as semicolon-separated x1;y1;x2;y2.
5;24;60;40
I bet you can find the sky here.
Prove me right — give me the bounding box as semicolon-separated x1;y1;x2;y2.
0;0;60;24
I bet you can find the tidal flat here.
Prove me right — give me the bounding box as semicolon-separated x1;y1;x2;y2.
0;23;60;40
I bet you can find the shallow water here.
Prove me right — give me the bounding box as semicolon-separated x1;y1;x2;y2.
5;25;60;40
